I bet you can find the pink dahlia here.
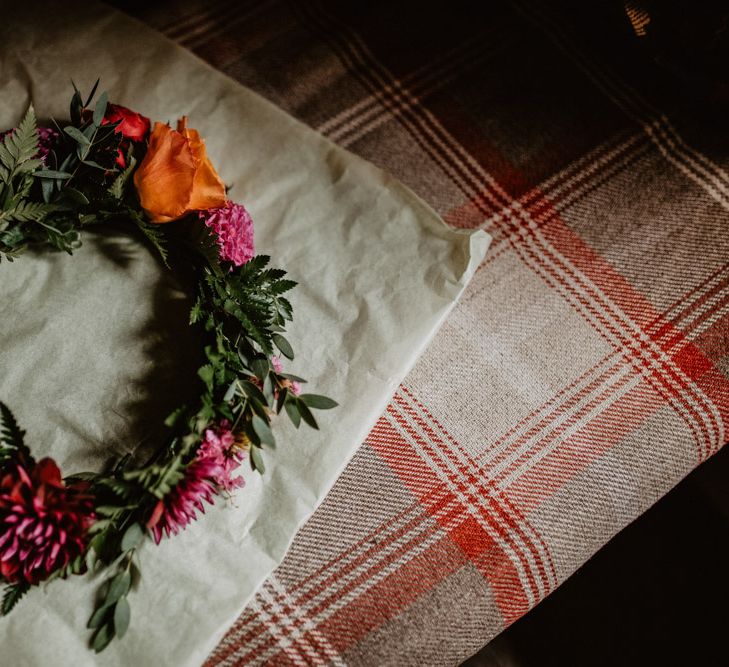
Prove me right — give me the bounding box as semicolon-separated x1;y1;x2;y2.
146;458;220;544
0;126;58;163
0;458;94;585
199;201;255;267
197;420;245;492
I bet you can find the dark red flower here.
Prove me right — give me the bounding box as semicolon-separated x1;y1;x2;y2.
0;458;95;585
103;104;150;142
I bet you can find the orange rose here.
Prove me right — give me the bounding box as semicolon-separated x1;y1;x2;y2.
133;117;227;223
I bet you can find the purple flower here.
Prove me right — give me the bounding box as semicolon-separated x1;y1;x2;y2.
199;201;255;267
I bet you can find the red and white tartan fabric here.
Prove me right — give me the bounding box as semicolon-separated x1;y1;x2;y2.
114;1;729;664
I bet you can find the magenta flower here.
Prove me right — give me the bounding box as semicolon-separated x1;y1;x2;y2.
0;458;94;585
199;201;255;267
146;458;220;545
0;126;58;163
197;420;245;492
146;419;249;544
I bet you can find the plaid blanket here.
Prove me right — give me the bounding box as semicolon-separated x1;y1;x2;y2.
113;1;729;664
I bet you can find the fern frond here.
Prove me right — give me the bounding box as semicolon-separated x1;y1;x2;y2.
136;219;170;269
0;106;39;179
0;199;57;223
0;402;32;467
1;581;30;615
108;155;137;200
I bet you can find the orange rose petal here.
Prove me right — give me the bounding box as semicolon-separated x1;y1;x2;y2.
134;119;226;223
180;126;227;211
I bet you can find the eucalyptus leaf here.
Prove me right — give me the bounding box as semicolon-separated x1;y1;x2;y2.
296;399;319;430
120;523;144;552
113;597;130;639
62;187;89;206
92;622;114;653
252;415;275;446
251;357;269;380
223;380;237;402
106;570;131;605
240;380;267;406
64;126;90;146
33;169;71;179
87;604;112;629
285;398;301;429
250;445;266;474
92;91;109;127
82;159;106;171
272;333;294;360
299;394;339;410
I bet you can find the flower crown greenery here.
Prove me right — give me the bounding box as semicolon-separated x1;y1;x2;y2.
0;82;336;652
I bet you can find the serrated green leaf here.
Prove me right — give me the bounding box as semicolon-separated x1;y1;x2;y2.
1;581;29;616
135;217;170;269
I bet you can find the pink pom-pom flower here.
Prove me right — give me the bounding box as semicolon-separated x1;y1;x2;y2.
199;201;255;267
197;420;245;492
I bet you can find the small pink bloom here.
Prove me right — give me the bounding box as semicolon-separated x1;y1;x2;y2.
198;420;245;492
272;356;301;395
199;201;255;267
0;458;94;584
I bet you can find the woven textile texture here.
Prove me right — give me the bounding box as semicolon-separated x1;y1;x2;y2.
112;1;729;664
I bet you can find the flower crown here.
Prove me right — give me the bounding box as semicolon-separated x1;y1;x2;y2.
0;82;336;652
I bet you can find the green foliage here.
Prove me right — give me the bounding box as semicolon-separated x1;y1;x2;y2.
0;401;31;468
124;457;186;499
0;105;40;184
0;80;338;655
0;86;131;260
135;217;170;268
1;581;29;615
